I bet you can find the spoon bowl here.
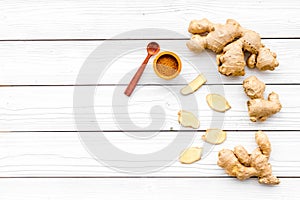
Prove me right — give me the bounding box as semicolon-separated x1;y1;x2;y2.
147;42;160;55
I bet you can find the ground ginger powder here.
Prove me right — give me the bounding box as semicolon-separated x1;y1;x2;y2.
156;55;179;76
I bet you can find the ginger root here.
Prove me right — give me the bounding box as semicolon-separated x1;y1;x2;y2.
187;18;279;76
187;18;242;54
218;131;280;185
243;76;281;122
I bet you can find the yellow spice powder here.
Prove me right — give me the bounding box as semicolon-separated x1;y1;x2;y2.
156;55;178;76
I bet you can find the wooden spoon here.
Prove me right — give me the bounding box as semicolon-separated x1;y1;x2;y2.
124;42;160;96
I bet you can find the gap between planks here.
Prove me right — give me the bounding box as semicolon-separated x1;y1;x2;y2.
0;37;300;42
1;130;300;133
0;176;299;178
1;83;300;87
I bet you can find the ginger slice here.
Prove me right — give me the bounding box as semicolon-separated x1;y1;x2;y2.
179;147;203;164
206;94;231;112
180;74;207;95
178;110;200;129
202;129;227;144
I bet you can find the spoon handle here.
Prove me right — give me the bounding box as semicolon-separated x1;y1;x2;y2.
124;54;151;97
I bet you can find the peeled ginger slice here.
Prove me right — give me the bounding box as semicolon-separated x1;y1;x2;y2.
206;94;231;112
179;147;203;164
180;74;207;95
202;129;227;144
178;110;200;129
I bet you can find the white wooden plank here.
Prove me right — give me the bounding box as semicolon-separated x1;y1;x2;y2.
0;39;298;85
0;131;298;177
0;178;299;200
0;85;297;131
0;0;299;39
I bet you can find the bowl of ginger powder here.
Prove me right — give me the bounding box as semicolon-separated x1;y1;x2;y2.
153;51;182;80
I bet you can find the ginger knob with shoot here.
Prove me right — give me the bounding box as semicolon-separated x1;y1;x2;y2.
218;131;280;185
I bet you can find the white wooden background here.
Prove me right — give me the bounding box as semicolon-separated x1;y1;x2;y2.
0;0;300;199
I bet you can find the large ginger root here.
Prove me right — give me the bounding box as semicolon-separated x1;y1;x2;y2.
243;76;281;122
187;18;279;76
187;18;242;53
218;131;280;185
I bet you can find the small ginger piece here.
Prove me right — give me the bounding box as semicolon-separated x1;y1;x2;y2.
246;54;257;69
218;149;257;180
202;129;227;144
247;92;282;122
187;18;279;76
243;76;281;122
206;94;231;112
218;131;280;185
217;39;246;76
180;74;207;95
255;47;279;71
243;33;278;71
179;147;203;164
234;145;251;166
178;110;200;129
255;130;271;157
243;76;265;99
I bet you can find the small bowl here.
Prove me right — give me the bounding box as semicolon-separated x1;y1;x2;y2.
153;51;182;80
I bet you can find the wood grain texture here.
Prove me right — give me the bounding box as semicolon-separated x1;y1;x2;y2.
0;0;299;39
0;39;298;85
0;85;297;131
0;178;299;200
0;131;298;177
1;0;300;197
